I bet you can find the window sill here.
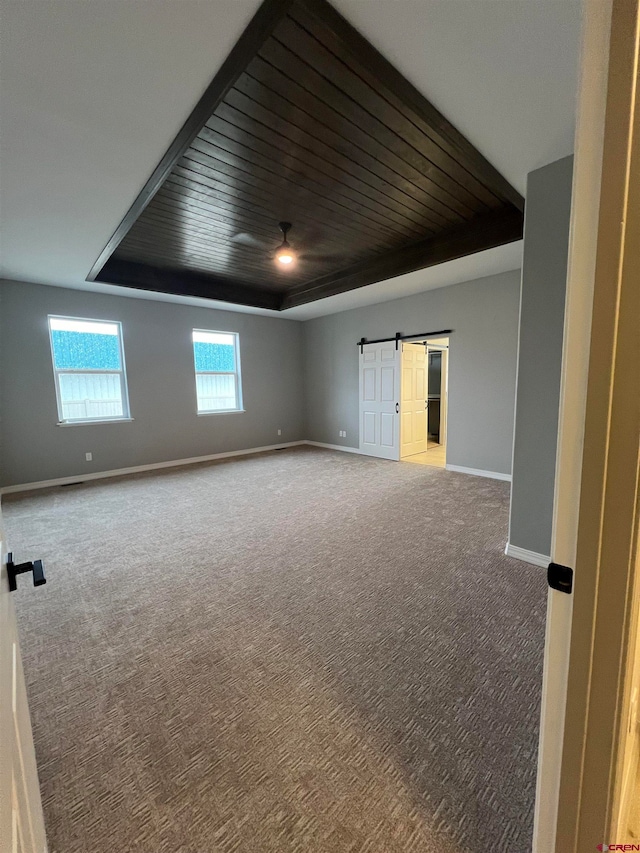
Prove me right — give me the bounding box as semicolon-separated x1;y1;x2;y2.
197;409;245;416
57;418;134;427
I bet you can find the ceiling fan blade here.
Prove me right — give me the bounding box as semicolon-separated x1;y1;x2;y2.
235;223;346;264
231;232;269;248
298;251;348;263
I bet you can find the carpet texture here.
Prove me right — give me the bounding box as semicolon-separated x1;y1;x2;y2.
4;447;546;853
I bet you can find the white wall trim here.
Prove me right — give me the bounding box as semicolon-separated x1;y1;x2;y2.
505;543;550;568
0;441;307;495
445;463;512;482
304;441;363;455
0;440;515;495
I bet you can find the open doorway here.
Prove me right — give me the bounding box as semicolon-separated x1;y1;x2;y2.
400;337;449;468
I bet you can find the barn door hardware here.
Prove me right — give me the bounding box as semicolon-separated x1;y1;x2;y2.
6;552;46;593
356;330;453;353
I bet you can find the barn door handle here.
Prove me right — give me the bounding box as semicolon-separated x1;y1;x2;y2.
6;552;46;593
395;402;399;413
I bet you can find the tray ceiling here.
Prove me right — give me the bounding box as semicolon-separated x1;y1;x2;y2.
89;0;525;311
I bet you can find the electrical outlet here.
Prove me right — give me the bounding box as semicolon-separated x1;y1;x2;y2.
85;452;92;461
277;429;282;436
343;431;347;438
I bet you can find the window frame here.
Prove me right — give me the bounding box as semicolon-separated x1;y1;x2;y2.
192;329;244;416
48;314;132;425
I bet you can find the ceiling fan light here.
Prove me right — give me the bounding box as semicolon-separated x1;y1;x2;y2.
275;236;295;265
277;250;294;265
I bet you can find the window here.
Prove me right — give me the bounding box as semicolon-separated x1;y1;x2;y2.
48;316;130;423
192;330;242;414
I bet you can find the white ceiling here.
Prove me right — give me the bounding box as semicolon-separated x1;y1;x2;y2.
0;0;582;320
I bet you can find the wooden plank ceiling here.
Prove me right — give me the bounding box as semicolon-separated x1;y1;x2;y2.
89;0;525;311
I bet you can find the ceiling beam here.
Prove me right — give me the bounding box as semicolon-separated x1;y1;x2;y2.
279;208;524;309
100;208;523;311
97;258;283;311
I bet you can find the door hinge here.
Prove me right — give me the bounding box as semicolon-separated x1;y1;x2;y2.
547;562;573;594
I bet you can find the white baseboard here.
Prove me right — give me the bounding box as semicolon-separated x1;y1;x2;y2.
305;441;362;455
505;543;550;567
0;441;307;495
0;440;516;495
445;463;512;482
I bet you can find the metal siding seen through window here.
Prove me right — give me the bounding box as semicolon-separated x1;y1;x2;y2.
192;330;242;413
48;317;130;423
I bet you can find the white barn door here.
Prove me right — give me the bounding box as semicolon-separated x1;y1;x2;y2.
0;510;47;853
359;342;400;460
400;343;427;458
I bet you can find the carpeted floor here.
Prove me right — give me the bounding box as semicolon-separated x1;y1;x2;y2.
4;447;546;853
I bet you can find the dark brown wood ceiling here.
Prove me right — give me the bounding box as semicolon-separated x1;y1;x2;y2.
89;0;524;311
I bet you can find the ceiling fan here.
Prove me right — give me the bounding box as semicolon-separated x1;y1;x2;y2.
273;221;294;266
231;222;346;267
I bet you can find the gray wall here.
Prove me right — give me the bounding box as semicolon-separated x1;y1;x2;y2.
303;270;521;476
508;156;573;556
0;280;305;486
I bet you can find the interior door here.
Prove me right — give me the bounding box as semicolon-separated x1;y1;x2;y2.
359;341;400;460
400;343;427;458
0;508;47;853
534;0;639;848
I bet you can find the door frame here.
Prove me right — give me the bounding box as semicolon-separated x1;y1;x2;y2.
426;342;448;452
534;0;640;848
398;336;449;461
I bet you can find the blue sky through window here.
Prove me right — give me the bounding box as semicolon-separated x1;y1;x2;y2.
193;331;236;372
51;330;121;370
